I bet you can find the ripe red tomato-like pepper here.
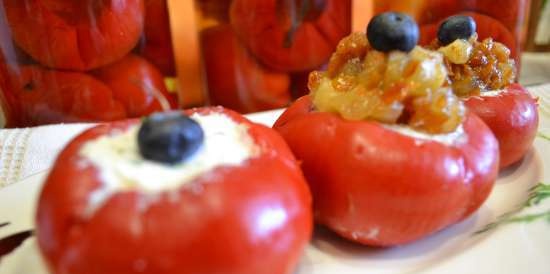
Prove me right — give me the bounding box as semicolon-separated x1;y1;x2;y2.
229;0;351;72
139;0;176;76
92;54;176;117
3;65;127;127
4;0;145;71
36;107;312;274
464;84;538;169
273;96;499;246
201;25;291;113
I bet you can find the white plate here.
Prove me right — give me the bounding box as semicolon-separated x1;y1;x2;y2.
1;108;549;274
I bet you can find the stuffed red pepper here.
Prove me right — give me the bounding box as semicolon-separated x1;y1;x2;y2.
431;15;539;168
36;107;312;274
273;12;499;246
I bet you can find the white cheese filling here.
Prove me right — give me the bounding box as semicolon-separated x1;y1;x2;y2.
383;124;467;146
478;89;505;97
80;112;261;215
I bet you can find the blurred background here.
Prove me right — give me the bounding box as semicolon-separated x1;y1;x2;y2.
0;0;549;128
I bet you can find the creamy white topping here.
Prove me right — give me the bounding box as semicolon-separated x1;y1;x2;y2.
383;124;468;146
80;112;261;215
479;89;505;97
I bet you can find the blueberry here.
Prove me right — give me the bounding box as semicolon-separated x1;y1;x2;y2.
437;15;476;45
138;112;204;164
366;12;419;53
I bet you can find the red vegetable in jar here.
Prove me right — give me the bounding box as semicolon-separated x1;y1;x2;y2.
139;0;176;75
4;0;145;71
92;54;176;117
3;65;127;126
229;0;351;72
201;25;291;113
36;107;312;274
1;54;175;127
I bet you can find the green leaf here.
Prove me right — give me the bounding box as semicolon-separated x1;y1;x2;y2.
538;132;550;141
506;211;550;224
475;182;550;234
525;183;550;206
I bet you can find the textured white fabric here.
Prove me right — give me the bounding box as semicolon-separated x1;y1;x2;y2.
0;123;94;187
520;53;550;86
532;83;550;135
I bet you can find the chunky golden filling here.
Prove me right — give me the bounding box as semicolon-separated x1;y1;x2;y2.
309;32;464;134
432;35;516;97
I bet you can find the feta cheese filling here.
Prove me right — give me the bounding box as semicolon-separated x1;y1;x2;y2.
479;89;505;97
80;112;261;214
384;123;468;146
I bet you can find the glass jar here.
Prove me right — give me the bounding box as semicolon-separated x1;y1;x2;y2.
0;0;178;128
193;0;352;113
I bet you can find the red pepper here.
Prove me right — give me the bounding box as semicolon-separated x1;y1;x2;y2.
4;0;145;71
464;84;539;169
273;95;499;246
4;65;127;126
2;54;175;127
36;107;312;274
139;0;176;76
201;25;291;113
229;0;351;72
92;54;176;117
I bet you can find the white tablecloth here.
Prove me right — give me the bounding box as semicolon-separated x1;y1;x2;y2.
0;124;94;187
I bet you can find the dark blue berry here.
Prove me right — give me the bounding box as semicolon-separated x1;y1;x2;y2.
138;112;204;164
366;12;419;53
437;15;476;45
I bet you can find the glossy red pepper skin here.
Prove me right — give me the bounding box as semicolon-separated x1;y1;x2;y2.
201;25;291;113
273;96;499;246
464;84;539;169
36;107;312;274
92;54;176;117
229;0;350;72
140;0;175;76
4;0;144;71
3;65;127;126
